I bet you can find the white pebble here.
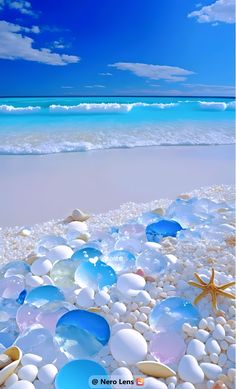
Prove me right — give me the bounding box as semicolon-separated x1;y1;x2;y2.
41;275;54;285
37;364;58;385
21;354;43;367
135;290;151;305
210;353;218;363
25;274;43;287
205;338;221;355
94;290;110;306
216;316;226;325
220;340;228;351
134;321;149;333
18;365;38;382
76;287;94;308
111;302;127;315
213;324;225;340
111;322;132;334
178;355;204;384
31;258;52;276
117;273;145;297
143;377;167;389
218;353;227;367
200;362;222;379
110;329;147;364
47;245;73;263
196;329;210;343
4;374;18;387
199;319;208;330
207;380;214;389
7;381;35;389
110;367;133;388
187;339;206;360
176;384;195;389
227;344;236;362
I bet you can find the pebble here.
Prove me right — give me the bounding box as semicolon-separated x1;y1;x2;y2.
196;329;210;343
110;367;133;388
206;338;221;355
178;355;204;384
110;329;147;364
117;273;145;297
135;290;151;305
8;381;35;389
143;377;167;389
94;290;110;306
18;365;38;382
213;325;226;340
47;245;73;263
76;287;94;308
25;274;43;287
37;364;58;385
200;363;223;379
187;339;206;360
4;374;18;387
21;354;43;367
227;344;236;362
176;384;195;389
134;321;150;333
210;353;219;363
111;302;127;315
31;258;52;276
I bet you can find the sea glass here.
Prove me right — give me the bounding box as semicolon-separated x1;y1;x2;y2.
74;260;117;289
149;331;186;364
136;249;168;275
25;285;65;307
103;250;136;273
146;220;183;242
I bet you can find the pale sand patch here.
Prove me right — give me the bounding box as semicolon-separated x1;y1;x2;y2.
0;145;234;227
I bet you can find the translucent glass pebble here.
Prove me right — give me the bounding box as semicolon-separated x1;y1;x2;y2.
25;285;65;307
119;223;145;238
71;247;103;262
146;220;183;242
137;212;161;227
55;360;111;389
74;260;117;289
0;261;30;278
149;297;201;332
0;276;25;299
114;237;142;254
50;260;78;288
16;289;27;305
55;309;110;359
136;249;168;276
36;235;67;255
149;331;186;364
103;250;136;273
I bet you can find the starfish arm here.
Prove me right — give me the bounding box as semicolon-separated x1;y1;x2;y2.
194;290;209;305
217;290;235;299
188;281;205;289
194;273;207;285
210;290;218;311
218;281;236;290
209;268;215;283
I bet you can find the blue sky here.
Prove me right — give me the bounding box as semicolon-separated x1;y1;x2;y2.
0;0;235;96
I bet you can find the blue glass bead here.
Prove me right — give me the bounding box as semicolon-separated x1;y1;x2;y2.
146;219;183;242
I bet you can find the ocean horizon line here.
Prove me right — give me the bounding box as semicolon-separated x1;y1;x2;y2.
0;95;235;99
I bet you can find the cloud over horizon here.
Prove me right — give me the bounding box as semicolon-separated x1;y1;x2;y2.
0;20;80;66
109;62;195;82
188;0;235;24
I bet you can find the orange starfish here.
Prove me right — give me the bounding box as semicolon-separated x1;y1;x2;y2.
188;268;235;312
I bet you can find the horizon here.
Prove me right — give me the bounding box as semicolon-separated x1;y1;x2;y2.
0;95;235;99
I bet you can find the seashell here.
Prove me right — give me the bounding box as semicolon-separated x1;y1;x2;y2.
0;346;22;385
25;253;39;265
212;381;229;389
178;194;190;199
71;209;90;222
151;208;164;216
136;361;176;378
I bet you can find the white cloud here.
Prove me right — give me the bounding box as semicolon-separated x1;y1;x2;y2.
0;20;80;65
184;83;235;96
99;72;112;76
61;86;74;89
109;62;195;82
0;0;37;16
85;85;105;88
188;0;235;24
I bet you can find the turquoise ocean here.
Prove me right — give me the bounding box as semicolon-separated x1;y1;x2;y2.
0;96;235;155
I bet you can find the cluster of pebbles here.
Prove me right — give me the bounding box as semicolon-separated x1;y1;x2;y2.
0;185;235;389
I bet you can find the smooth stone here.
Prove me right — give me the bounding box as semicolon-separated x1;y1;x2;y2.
227;344;236;362
55;310;110;359
187;339;206;360
0;276;25;299
71;247;103;262
47;246;73;263
176;384;195;389
212;381;229;389
50;259;77;288
38;364;58;385
55;360;111;389
25;275;43;287
135;290;151;305
18;365;38;382
4;373;18;387
114;237;142;254
117;273;145;297
137;360;176;378
36;236;67;255
21;354;43;367
142;377;167;389
74;260;117;290
111;302;126;315
136;249;168;276
25;285;65;308
119;223;145;237
213;324;225;340
8;381;35;389
76;287;94;308
200;363;222;379
68;221;88;233
146;220;183;242
178;355;204;384
31;258;52;277
205;338;221;355
149;297;201;333
71;209;90;222
150;331;186;364
110;367;133;389
0;261;30;278
103;250;136;273
110;329;147;364
16;289;27;305
94;290;110;306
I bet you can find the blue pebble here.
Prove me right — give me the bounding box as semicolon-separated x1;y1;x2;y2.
16;289;27;305
25;285;65;307
71;247;103;262
74;260;117;289
146;219;183;242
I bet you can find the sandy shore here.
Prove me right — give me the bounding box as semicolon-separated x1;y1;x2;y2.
0;145;234;227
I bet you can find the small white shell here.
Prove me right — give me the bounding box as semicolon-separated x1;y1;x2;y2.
0;346;22;385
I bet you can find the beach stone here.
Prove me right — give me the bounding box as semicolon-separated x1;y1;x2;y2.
50;259;77;288
150;331;186;364
110;329;147;364
142;377;167;389
71;209;90;222
212;381;229;389
76;287;94;308
111;302;127;315
7;381;35;389
117;273;145;297
47;245;73;263
0;276;25;299
146;219;183;242
103;250;136;273
176;384;195;389
36;236;67;255
200;363;222;379
136;249;168;276
187;339;206;360
0;261;30;278
114;237;142;254
227;344;236;362
178;355;204;384
18;365;38;382
74;260;117;290
4;373;18;387
94;290;110;306
71;247;102;262
38;364;58;385
21;353;43;367
135;290;151;305
213;324;225;340
110;367;133;388
25;274;43;287
206;338;221;355
196;329;210;343
31;258;52;276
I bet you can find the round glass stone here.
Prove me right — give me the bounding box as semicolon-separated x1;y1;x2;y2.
103;250;136;273
136;249;168;275
75;260;117;290
55;309;110;359
119;223;145;238
0;276;25;299
25;285;65;307
149;297;201;332
149;331;186;364
146;220;183;242
0;261;30;278
50;260;78;288
36;235;67;255
137;212;161;226
16;289;27;305
114;237;142;254
55;360;111;389
71;247;103;262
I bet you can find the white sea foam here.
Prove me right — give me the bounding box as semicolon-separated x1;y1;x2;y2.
198;101;235;111
0;105;41;113
49;102;178;112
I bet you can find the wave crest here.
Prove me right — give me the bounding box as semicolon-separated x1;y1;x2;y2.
0;105;41;113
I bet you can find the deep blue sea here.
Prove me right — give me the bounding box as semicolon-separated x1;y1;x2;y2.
0;96;235;155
